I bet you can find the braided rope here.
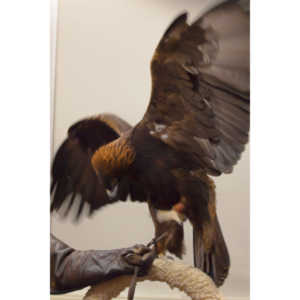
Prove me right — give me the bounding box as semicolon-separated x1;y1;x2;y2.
83;257;223;300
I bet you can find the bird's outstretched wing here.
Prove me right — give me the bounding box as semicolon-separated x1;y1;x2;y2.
141;1;250;176
51;114;132;219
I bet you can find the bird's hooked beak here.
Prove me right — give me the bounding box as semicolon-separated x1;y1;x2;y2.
106;178;119;200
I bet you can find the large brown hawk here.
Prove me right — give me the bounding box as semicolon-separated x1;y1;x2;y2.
51;1;249;287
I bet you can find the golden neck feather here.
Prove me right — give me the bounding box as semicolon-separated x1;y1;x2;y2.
91;136;135;177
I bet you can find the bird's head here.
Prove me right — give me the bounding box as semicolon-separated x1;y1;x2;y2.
91;135;135;201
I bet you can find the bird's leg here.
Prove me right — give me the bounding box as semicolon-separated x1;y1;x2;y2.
148;199;186;258
155;202;187;257
172;199;187;222
147;232;169;257
156;240;167;257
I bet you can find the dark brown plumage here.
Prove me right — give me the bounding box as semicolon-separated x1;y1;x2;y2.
51;1;249;287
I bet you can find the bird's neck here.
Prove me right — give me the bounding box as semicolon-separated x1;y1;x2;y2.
91;135;135;177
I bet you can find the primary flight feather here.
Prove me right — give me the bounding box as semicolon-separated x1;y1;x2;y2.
51;0;249;287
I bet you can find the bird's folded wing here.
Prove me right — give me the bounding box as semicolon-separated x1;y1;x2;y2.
51;114;132;219
141;1;250;176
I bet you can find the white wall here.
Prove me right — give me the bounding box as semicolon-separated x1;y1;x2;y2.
51;0;249;299
51;0;58;158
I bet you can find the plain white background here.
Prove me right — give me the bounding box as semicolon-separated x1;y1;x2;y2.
51;0;249;299
1;1;300;300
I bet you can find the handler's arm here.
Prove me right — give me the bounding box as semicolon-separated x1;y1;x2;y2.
50;234;155;294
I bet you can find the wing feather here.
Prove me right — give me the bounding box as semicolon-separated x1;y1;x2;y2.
141;1;250;175
51;114;132;219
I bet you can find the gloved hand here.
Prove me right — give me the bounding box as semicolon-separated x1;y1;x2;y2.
50;234;156;295
121;244;156;277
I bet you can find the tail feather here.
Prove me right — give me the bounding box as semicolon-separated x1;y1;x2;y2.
193;216;230;287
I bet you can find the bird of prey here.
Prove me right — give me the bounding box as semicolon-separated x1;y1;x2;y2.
51;0;249;287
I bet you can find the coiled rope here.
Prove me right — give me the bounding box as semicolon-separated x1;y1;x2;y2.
83;257;223;300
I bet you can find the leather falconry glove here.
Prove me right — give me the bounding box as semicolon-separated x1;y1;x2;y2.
50;234;156;294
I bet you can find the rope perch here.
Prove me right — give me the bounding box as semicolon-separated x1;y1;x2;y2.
83;257;223;300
